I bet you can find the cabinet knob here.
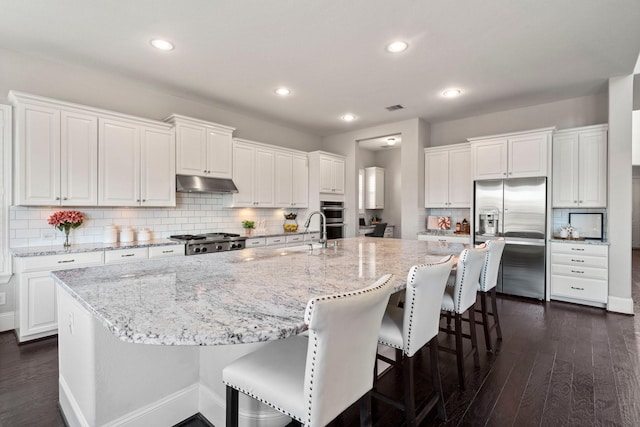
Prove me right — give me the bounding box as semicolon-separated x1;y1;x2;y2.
137;199;141;202
574;200;578;203
579;200;583;203
55;197;60;200
142;199;146;202
503;173;507;176
63;197;68;200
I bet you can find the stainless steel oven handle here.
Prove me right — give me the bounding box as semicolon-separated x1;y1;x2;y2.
325;223;345;227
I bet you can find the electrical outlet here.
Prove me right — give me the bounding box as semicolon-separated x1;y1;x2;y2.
0;292;5;305
41;231;56;240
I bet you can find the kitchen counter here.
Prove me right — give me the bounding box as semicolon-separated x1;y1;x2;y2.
246;229;319;239
418;230;471;237
10;238;181;257
549;238;609;245
52;237;464;346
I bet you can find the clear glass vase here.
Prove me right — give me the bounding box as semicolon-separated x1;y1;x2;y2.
63;227;71;248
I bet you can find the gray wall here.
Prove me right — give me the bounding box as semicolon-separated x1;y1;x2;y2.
430;93;608;146
0;47;322;151
375;147;402;237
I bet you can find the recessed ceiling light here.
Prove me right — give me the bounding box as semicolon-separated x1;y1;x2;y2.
150;39;174;51
386;138;396;146
386;41;408;53
274;87;291;96
341;114;357;122
442;88;462;98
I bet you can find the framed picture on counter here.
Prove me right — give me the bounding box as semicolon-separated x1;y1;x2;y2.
568;213;603;240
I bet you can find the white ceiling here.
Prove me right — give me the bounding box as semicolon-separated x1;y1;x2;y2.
1;0;639;136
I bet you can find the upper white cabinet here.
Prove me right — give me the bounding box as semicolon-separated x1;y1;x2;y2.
469;128;553;180
275;150;308;208
164;114;235;179
10;91;175;207
552;124;608;208
310;152;345;194
424;143;471;208
10;92;98;206
98;118;175;207
365;167;384;209
229;139;275;207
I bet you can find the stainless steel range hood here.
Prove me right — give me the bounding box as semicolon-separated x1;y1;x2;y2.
176;175;238;193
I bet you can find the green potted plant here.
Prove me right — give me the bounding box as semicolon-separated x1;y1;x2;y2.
242;220;255;236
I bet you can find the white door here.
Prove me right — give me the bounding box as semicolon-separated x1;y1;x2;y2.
578;130;607;207
471;139;508;180
552;133;580;207
140;127;175;206
17;103;60;205
319;156;334;193
424;150;449;207
206;128;233;178
98;118;140;206
448;146;471;207
332;158;345;194
61;110;98;205
274;152;293;208
254;147;275;207
21;272;58;337
632;177;640;248
175;123;207;176
232;142;255;207
508;133;548;178
291;154;308;208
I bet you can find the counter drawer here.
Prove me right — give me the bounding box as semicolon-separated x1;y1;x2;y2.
245;238;266;248
149;245;184;258
550;242;607;257
418;234;471;244
551;264;607;280
18;251;104;272
105;248;148;264
266;236;286;246
551;275;607;303
551;253;608;269
285;234;305;244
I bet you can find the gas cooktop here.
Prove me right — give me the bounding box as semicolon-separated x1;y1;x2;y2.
169;233;247;255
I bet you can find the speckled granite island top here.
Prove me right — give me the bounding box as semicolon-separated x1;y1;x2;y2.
52;237;466;346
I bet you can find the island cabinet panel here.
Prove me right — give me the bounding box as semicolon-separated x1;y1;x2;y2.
550;241;608;307
229;139;275;207
14;251;104;342
469;128;552;180
552;124;608;208
166;114;235;179
424;143;470;208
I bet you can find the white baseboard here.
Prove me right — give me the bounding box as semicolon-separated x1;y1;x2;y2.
608;295;635;314
199;383;291;427
0;311;14;332
59;376;90;427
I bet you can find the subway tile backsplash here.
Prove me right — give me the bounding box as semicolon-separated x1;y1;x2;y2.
9;193;309;248
424;208;471;232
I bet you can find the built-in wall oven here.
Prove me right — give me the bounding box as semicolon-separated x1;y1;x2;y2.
321;201;345;240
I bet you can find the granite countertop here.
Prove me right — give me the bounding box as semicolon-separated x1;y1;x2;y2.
417;231;471;237
52;237;466;346
549;238;609;246
247;230;320;239
10;238;182;258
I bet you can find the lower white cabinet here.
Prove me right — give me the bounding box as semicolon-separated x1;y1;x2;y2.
417;234;471;244
245;233;320;248
13;244;185;342
14;251;104;342
550;242;608;306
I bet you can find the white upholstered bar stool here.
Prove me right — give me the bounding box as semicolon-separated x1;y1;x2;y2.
439;245;487;389
222;274;394;427
477;238;505;352
375;256;455;426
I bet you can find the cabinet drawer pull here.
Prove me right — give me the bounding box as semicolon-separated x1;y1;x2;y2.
58;259;76;264
571;270;584;274
162;250;174;254
438;239;447;242
571;259;585;263
570;248;585;251
570;286;585;291
121;254;136;258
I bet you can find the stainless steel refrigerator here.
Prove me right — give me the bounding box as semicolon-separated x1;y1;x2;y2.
474;177;546;299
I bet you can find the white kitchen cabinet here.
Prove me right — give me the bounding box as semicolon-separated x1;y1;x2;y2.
383;225;395;238
424;143;471;208
469;128;553;180
550;242;608;307
104;247;149;264
13;251;104;342
552;124;608;208
148;244;185;258
365;167;385;209
275;150;308;208
417;234;471;244
316;153;345;194
165;114;235;179
10;92;99;206
99;118;175;207
230;139;275;207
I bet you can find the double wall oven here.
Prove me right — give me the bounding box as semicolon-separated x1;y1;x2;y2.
321;201;345;240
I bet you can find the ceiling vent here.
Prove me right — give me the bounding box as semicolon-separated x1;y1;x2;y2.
385;104;404;111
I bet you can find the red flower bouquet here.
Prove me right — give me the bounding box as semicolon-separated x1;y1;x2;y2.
48;210;84;247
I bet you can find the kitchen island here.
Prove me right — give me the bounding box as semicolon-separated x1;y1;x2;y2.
53;237;465;427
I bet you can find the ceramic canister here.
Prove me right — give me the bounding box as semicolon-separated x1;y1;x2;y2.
104;225;118;243
120;227;134;243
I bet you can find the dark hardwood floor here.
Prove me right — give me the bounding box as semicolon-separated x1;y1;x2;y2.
2;251;640;426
